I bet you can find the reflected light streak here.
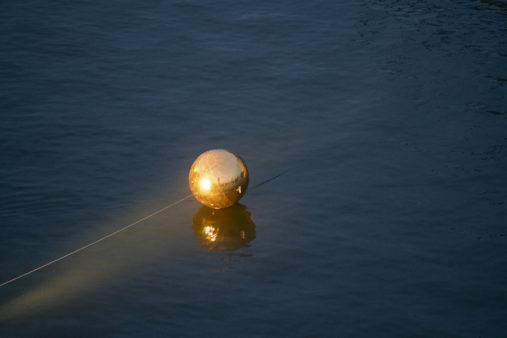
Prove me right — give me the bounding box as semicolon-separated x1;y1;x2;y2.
203;225;218;242
192;204;255;252
0;199;186;320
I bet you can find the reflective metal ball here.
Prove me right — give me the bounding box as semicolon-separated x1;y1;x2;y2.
189;149;249;209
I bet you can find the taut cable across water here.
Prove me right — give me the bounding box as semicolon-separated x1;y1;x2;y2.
0;171;287;288
0;194;193;288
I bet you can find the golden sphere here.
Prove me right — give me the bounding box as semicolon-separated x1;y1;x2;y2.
189;149;249;209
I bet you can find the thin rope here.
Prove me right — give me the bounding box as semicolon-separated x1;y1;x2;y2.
0;194;193;288
250;169;289;189
0;170;289;288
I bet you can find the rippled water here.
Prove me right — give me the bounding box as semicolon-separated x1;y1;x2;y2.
1;1;506;336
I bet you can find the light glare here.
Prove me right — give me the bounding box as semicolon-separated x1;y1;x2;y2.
199;177;211;191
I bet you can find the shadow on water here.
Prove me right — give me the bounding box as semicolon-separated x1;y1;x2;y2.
192;204;256;252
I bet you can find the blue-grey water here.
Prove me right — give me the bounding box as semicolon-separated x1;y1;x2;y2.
1;1;506;336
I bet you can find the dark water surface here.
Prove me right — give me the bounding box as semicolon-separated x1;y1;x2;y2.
1;0;506;336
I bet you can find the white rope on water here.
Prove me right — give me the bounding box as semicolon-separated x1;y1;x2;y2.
0;194;193;288
0;170;288;288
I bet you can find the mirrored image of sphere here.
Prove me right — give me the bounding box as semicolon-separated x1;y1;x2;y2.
189;149;249;209
192;204;256;252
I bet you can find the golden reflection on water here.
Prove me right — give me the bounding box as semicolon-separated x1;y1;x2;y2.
0;198;190;320
192;204;255;252
0;254;118;320
0;201;256;319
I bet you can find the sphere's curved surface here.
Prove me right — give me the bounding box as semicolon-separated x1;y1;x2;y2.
189;149;249;209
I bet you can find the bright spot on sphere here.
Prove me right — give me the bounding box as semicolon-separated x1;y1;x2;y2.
189;149;249;209
199;177;211;191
